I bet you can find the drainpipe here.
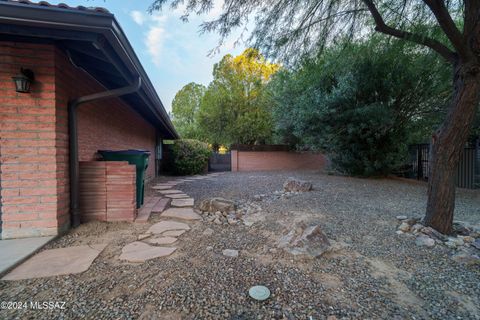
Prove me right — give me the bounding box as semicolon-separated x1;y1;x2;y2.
68;77;142;227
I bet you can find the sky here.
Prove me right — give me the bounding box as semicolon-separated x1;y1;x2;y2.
47;0;246;113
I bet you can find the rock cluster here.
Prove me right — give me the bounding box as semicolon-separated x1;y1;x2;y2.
396;216;480;265
277;222;332;258
200;209;240;226
199;197;235;213
283;178;313;192
198;197;261;226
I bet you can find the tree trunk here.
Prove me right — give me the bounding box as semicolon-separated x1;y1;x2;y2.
425;62;480;234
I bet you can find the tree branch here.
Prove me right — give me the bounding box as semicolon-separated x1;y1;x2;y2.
463;0;480;56
464;0;479;33
422;0;469;60
362;0;456;64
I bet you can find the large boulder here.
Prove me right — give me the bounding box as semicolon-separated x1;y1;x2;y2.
283;178;312;192
199;197;236;213
277;222;331;258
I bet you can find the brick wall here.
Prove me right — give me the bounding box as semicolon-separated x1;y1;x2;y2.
0;43;159;239
231;150;327;172
54;49;157;180
0;42;69;238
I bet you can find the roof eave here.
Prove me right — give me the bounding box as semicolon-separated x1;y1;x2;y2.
0;2;178;139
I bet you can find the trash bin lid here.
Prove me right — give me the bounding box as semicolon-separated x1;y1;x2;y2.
98;149;150;155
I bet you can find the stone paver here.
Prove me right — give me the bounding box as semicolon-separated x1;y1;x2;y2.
135;197;162;223
190;176;207;180
135;209;152;223
0;236;54;276
148;237;178;245
2;244;107;280
162;230;186;237
165;193;190;199
119;242;176;262
159;189;184;195
161;208;201;221
138;234;151;240
151;198;170;214
152;185;173;190
147;220;191;234
171;198;194;207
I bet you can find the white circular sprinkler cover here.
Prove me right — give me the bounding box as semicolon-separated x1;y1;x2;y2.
248;285;271;301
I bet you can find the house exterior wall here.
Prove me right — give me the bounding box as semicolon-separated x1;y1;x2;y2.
0;43;159;239
231;150;327;172
54;49;157;180
0;42;68;239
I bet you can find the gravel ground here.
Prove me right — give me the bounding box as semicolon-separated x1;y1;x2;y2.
1;171;479;320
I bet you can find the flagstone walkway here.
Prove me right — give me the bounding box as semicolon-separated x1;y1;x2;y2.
118;172;223;263
2;172;224;279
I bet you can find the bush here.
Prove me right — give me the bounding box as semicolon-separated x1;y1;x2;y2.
171;139;211;175
269;37;451;176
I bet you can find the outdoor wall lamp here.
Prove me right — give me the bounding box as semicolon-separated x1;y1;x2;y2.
12;68;35;93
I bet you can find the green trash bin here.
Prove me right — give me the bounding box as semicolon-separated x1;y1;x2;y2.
98;149;151;208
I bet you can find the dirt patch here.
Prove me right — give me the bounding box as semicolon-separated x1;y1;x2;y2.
367;257;425;313
446;291;479;317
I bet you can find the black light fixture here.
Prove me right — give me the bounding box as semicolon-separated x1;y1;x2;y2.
12;68;35;93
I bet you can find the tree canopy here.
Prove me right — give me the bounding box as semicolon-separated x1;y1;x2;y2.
149;1;465;64
171;82;206;139
196;48;280;146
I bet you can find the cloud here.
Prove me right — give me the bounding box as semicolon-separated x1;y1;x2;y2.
145;25;167;66
130;10;146;25
137;1;248;111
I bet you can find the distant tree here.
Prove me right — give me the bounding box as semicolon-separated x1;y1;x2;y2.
150;0;480;234
197;48;279;146
171;82;206;139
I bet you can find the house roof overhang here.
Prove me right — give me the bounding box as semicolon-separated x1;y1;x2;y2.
0;0;178;139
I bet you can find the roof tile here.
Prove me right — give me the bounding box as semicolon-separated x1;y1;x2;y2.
2;0;110;14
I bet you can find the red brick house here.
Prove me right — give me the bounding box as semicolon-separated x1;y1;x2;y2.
0;1;178;239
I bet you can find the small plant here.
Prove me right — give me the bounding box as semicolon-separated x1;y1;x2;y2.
171;139;211;175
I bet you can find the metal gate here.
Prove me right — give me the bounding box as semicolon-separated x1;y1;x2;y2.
410;144;430;180
409;143;479;189
208;152;231;172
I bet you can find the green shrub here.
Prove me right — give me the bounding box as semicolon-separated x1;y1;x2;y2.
171;139;211;175
269;37;451;176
